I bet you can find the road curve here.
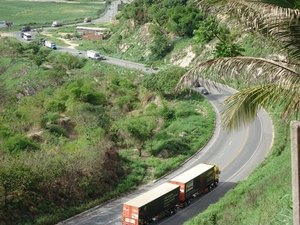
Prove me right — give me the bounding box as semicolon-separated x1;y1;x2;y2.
8;1;274;224
57;85;273;225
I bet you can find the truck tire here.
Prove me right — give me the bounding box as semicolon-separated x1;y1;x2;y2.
215;179;219;186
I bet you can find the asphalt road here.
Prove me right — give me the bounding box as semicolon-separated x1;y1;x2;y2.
8;1;274;224
57;86;273;225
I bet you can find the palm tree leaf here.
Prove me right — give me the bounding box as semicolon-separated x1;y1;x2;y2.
179;57;300;89
227;0;300;60
267;20;300;60
221;83;300;129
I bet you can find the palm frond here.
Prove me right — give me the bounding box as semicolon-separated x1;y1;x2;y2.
179;56;300;89
228;0;300;60
221;83;300;129
267;19;300;60
228;0;300;24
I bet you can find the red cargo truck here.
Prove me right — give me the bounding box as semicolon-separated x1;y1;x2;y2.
169;163;220;204
122;183;180;225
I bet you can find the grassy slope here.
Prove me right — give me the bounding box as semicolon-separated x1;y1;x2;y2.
0;38;215;224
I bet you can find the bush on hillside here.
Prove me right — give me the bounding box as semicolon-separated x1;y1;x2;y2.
4;134;40;153
143;66;187;96
122;0;203;37
150;138;190;157
150;33;172;60
193;16;220;43
67;80;107;106
47;52;86;70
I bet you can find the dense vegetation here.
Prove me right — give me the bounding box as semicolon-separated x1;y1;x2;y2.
73;0;244;64
0;0;298;224
103;0;296;224
0;38;214;224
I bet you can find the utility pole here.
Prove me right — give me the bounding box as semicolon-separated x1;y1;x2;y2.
292;121;300;225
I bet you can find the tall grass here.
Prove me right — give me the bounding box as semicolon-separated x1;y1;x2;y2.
0;0;105;26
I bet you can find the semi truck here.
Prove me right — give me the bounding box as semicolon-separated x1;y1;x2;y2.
44;41;57;49
169;163;220;205
122;163;220;225
122;183;180;225
87;50;105;60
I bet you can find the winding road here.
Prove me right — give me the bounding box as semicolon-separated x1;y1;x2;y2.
57;85;273;225
3;1;274;224
58;1;273;225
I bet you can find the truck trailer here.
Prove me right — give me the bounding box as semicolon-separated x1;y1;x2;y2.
122;183;180;225
169;163;220;204
44;41;57;49
86;50;105;60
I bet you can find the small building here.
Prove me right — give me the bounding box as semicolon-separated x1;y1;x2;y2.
0;21;7;28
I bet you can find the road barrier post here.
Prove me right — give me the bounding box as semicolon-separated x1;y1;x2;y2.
292;121;300;225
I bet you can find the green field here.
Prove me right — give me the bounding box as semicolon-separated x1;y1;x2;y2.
0;0;106;25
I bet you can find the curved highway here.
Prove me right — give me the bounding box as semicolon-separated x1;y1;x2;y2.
57;85;273;225
3;1;274;224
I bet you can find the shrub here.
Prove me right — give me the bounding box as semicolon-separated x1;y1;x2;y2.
150;138;190;157
150;33;172;60
160;105;176;121
47;52;86;70
80;104;110;129
45;100;66;112
213;39;245;57
194;16;219;43
115;93;138;112
166;5;203;37
143;66;187;96
40;112;60;128
4;134;39;153
68;80;107;106
46;124;68;137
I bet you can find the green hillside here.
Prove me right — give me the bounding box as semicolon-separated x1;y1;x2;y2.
0;38;215;224
0;0;299;224
101;0;296;224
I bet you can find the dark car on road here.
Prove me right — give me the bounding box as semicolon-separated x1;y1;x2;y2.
201;88;209;95
21;26;31;32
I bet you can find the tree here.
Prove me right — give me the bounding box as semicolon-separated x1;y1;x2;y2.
126;117;155;157
150;31;172;60
180;0;300;130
